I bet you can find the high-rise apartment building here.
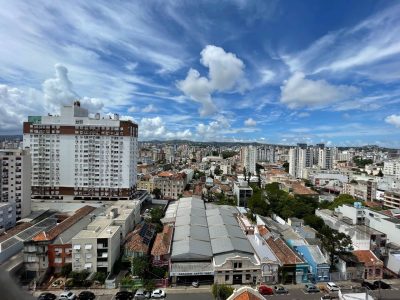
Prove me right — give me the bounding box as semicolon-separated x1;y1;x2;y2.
242;146;256;175
289;144;313;178
0;149;31;220
23;101;138;200
318;148;333;170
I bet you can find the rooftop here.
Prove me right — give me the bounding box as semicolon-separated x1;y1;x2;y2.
151;224;173;257
266;237;304;265
32;206;96;242
352;250;383;265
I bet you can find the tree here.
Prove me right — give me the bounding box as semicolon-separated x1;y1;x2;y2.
318;226;353;269
247;172;251;185
324;194;357;210
243;167;247;180
153;188;162;199
93;272;106;284
61;263;72;277
131;256;150;278
377;170;383;177
248;188;270;217
212;284;234;300
221;150;237;159
149;207;164;232
303;215;325;230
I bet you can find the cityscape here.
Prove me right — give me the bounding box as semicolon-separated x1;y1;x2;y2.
1;1;400;300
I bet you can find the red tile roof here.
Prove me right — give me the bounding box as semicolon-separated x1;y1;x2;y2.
125;224;156;254
257;225;270;237
151;225;173;257
291;182;318;195
32;205;96;242
228;287;264;300
352;250;383;266
266;237;303;264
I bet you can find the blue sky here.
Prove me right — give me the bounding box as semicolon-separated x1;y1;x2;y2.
1;1;400;147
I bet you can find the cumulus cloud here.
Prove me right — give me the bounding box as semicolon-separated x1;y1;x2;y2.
196;115;231;138
280;72;359;108
142;104;158;113
43;64;104;112
139;116;192;140
385;114;400;128
244;118;257;126
177;45;245;116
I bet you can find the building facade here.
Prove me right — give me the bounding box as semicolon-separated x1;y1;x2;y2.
0;202;16;233
0;149;31;220
23;102;138;200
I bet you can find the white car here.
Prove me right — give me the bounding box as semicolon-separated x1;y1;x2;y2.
59;291;77;300
151;289;166;298
326;282;340;292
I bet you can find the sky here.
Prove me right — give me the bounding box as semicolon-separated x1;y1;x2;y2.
1;0;400;147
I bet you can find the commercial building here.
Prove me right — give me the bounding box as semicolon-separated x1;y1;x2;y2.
0;149;31;220
23;101;138;200
294;245;330;282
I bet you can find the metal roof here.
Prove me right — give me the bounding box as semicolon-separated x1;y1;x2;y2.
171;238;213;261
173;224;210;242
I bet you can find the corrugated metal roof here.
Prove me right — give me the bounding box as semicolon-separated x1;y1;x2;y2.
209;224;245;239
174;224;210;242
171;238;213;261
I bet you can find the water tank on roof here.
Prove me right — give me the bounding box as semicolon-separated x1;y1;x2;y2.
354;202;362;208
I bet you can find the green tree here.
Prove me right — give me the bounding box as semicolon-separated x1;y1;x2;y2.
131;256;150;278
61;263;72;277
243;167;247;180
303;215;325;230
325;194;357;210
221;151;237;159
93;272;106;284
377;170;383;177
212;284;234;300
318;226;353;269
248;188;270;216
153;188;162;199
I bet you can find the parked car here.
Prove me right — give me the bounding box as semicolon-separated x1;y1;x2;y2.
143;291;151;299
326;282;340;292
134;290;146;299
274;286;288;294
115;291;134;300
59;291;77;300
78;291;95;300
192;280;199;287
151;289;166;298
362;281;376;290
38;293;57;300
258;285;274;295
321;295;333;300
373;280;391;289
305;284;320;293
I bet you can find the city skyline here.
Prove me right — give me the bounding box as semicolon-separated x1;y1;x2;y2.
1;1;400;147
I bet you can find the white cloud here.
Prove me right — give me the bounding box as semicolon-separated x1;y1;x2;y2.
42;64;104;112
282;4;400;81
244;118;257;127
177;45;246;116
298;112;310;118
259;69;275;85
385;115;400;128
128;106;137;113
139;116;192;140
142;104;158;113
280;72;359;108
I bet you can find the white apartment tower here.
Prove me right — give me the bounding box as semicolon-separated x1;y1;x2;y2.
289;144;313;178
318;148;333;169
23;101;138;200
0;149;31;220
242;146;257;175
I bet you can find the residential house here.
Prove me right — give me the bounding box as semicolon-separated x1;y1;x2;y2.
334;252;365;281
124;223;156;259
294;245;330;282
151;224;173;267
352;250;383;280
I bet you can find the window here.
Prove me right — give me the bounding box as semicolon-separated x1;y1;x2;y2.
54;257;62;264
246;274;251;280
234;263;237;268
225;275;229;281
86;253;92;259
375;268;381;276
238;263;242;268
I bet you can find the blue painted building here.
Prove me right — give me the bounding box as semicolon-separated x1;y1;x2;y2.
295;245;330;282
